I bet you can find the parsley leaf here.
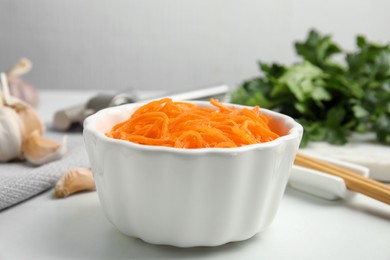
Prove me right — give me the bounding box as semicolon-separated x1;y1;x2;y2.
231;30;390;147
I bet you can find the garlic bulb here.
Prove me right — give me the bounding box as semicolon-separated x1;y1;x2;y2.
8;78;39;108
0;105;24;162
6;58;32;79
6;58;39;108
14;101;44;137
0;73;66;165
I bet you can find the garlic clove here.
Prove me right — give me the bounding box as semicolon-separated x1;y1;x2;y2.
0;106;24;162
16;104;44;137
22;130;66;165
54;167;95;198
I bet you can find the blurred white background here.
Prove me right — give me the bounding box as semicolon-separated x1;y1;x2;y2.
0;0;389;92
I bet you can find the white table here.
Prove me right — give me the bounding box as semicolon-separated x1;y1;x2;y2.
0;90;389;260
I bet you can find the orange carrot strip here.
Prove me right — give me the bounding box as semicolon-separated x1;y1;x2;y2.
106;98;280;148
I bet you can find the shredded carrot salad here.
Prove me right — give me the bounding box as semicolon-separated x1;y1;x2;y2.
106;98;280;148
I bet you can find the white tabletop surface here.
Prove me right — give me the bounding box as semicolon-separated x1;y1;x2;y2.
0;90;389;260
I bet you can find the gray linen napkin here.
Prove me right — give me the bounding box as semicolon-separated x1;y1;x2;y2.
0;133;89;210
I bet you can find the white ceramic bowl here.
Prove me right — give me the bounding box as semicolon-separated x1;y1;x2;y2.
83;101;303;247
